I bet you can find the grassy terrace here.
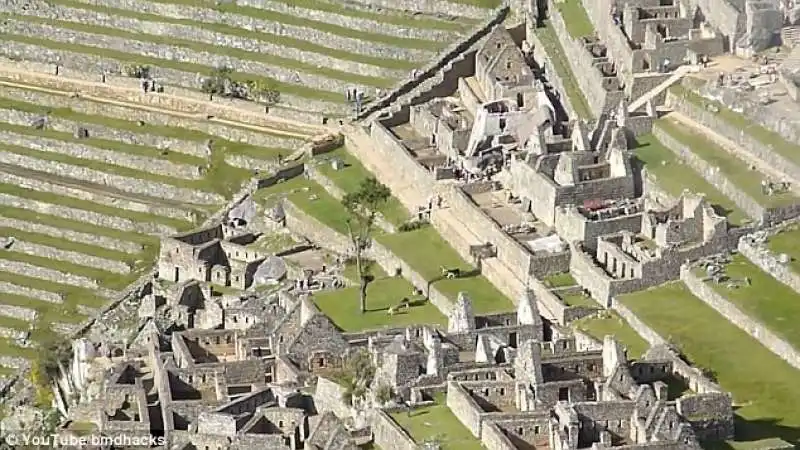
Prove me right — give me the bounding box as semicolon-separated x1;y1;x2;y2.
377;226;513;314
658;117;797;208
541;272;577;288
766;226;800;275
12;15;392;89
693;254;800;350
573;311;649;358
620;282;800;448
554;0;595;38
314;268;446;331
556;291;598;308
147;0;445;50
634;134;749;225
672;84;800;167
390;393;484;450
531;23;593;120
51;0;422;71
315;147;410;226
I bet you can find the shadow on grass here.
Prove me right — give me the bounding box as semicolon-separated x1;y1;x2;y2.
366;297;428;313
702;413;800;449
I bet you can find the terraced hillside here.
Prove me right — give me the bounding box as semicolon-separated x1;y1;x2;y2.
0;0;488;120
0;79;312;372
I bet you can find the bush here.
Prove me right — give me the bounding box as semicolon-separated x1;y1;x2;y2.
398;220;429;232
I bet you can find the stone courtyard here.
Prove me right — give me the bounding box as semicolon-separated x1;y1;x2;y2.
2;0;800;448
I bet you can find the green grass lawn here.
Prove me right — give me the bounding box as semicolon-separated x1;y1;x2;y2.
766;226;800;276
556;291;598;308
694;254;800;350
620;282;800;448
256;175;353;235
573;311;649;358
390;393;484;450
316;147;409;226
634;134;750;225
541;272;577;288
672;84;800;168
554;0;595;38
377;226;513;314
658;118;797;208
313;276;446;331
146;0;443;51
532;23;593;120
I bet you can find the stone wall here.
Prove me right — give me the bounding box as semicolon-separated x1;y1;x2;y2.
0;129;201;180
332;0;493;20
0;280;64;305
283;200;352;255
0;168;193;223
358;7;508;119
0;149;222;205
738;234;800;295
680;265;800;370
0;54;345;122
7;0;406;81
547;0;623;117
0;82;313;150
446;381;483;437
527;29;577;120
371;410;417;450
667;87;800;216
651;122;765;222
701;82;800;147
366;121;437;204
0;192;174;235
1;17;361;95
7;240;130;274
481;422;517;450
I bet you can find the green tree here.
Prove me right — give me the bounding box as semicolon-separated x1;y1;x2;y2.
342;177;391;313
337;350;376;407
202;66;234;95
246;79;281;105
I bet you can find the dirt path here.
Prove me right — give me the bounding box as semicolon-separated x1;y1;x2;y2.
0;64;333;138
667;111;800;194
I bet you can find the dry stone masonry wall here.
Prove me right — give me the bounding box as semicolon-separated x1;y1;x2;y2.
0;84;309;150
61;0;435;62
0;215;142;255
0;150;223;205
0;18;366;95
6;1;405;81
5;240;130;274
680;265;800;370
738;233;800;295
0;281;63;304
0;193;175;235
0;107;208;159
336;0;493;20
0;170;195;223
0;304;37;323
0;259;100;291
0;130;202;180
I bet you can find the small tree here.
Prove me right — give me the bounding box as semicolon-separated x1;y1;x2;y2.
342;177;391;313
247;79;281;105
202;66;234;95
337;350;376;407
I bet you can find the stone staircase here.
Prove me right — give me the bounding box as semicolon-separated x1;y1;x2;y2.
628;65;692;114
782;26;800;48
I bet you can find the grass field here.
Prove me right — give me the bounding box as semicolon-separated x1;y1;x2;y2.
766;225;800;276
531;23;594;120
541;272;577;288
694;254;800;350
633;134;750;225
554;0;595;38
573;311;650;358
621;282;800;448
671;84;800;168
390;393;484;450
658;118;797;208
377;226;513;314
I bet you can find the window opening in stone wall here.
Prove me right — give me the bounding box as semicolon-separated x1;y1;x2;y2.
558;387;569;401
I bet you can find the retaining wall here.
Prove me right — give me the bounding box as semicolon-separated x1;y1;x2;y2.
0;280;64;304
668;87;800;192
371;410;417;450
651;123;764;222
527;29;577;120
7;240;130;274
738;235;800;295
0;216;142;254
680;265;800;370
0;259;100;291
0;169;194;223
